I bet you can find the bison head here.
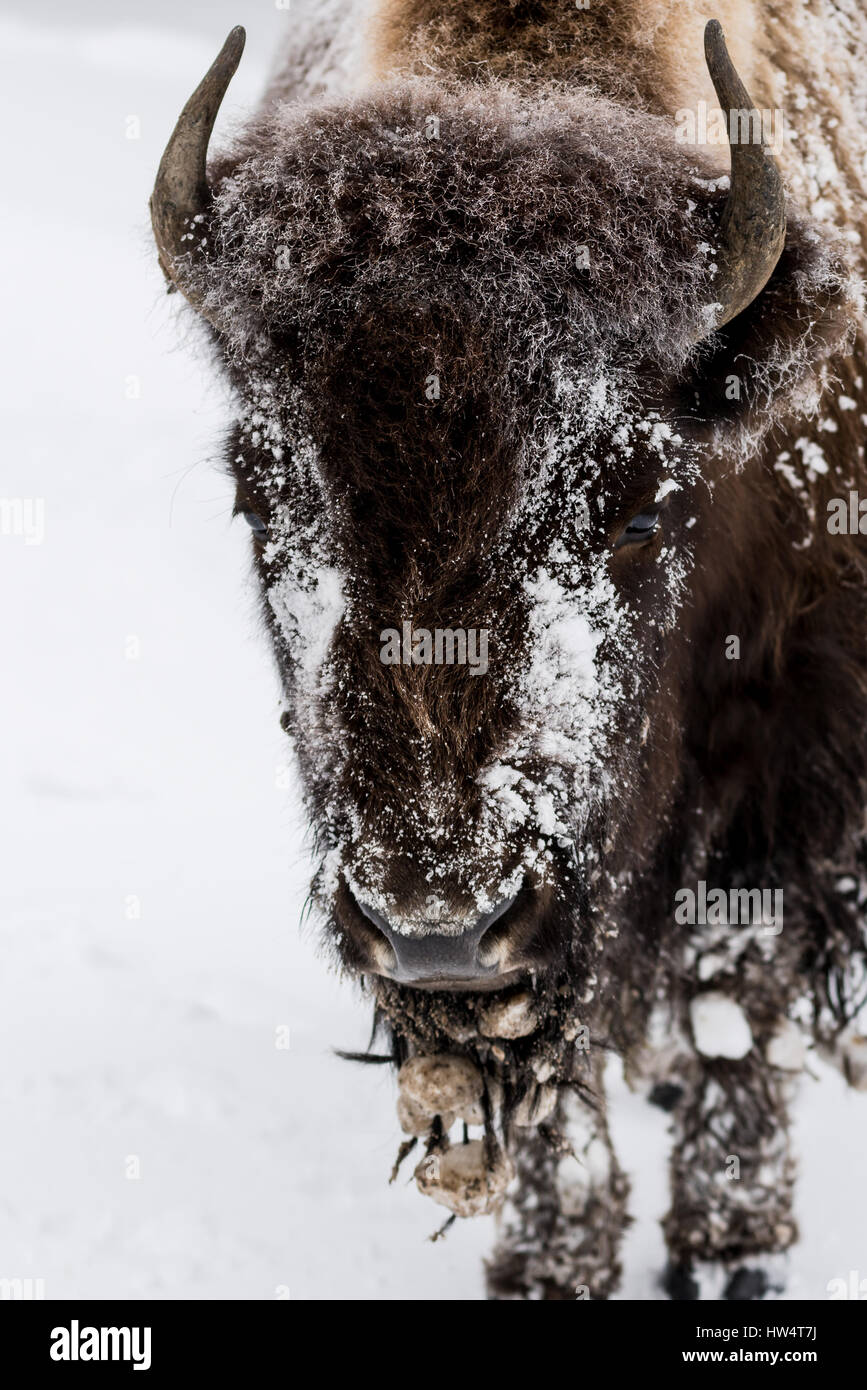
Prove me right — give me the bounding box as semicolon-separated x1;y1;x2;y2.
152;25;852;1102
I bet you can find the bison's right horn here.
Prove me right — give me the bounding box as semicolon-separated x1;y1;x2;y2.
150;26;246;315
702;19;786;332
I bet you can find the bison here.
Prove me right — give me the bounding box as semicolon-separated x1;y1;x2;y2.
152;1;867;1299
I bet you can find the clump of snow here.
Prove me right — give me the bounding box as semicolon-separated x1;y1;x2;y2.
690;993;754;1060
794;437;829;479
765;1020;808;1073
654;478;681;503
399;1054;483;1117
478;990;539;1040
415;1141;514;1218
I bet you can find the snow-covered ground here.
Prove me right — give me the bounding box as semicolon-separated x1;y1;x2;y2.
0;3;864;1300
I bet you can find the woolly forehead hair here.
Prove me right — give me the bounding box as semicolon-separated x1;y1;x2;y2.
197;78;720;378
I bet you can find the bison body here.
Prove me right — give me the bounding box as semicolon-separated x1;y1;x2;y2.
154;1;867;1298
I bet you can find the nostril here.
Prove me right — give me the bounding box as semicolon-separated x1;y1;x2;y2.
477;886;534;968
336;884;397;975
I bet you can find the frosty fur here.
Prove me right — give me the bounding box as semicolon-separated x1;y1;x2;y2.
161;1;867;1298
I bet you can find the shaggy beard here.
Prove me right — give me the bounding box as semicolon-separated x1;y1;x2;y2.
364;925;604;1147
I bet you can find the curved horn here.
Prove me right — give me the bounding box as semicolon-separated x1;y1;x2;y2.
150;26;246;312
703;19;786;330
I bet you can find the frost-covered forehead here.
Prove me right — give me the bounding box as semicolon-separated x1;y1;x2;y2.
201;78;722;377
212;75;725;587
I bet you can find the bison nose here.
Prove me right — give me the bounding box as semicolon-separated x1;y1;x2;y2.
347;893;522;989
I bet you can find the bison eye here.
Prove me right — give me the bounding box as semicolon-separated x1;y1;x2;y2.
615;511;660;549
242;511;269;542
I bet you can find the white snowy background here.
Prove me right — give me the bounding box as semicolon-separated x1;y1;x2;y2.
0;1;864;1300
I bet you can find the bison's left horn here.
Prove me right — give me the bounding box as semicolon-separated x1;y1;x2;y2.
702;19;786;330
150;26;246;314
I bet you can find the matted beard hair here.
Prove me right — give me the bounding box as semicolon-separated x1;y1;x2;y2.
342;906;614;1142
